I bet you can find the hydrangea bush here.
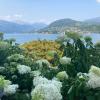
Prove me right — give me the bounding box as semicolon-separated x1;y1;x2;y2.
31;76;62;100
0;32;100;100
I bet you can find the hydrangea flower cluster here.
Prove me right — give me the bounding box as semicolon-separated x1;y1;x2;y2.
0;75;11;90
56;71;68;81
7;54;24;62
36;59;50;69
31;70;41;77
60;56;71;65
31;76;62;100
0;41;10;50
33;76;49;86
17;65;31;74
51;79;62;92
0;75;18;96
89;65;100;76
87;65;100;89
31;84;62;100
4;84;19;95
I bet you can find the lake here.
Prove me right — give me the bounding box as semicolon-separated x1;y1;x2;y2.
4;33;58;44
4;33;100;44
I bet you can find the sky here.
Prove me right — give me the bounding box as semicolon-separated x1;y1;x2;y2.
0;0;100;24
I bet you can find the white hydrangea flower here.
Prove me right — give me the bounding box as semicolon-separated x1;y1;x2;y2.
33;76;62;85
33;76;49;86
56;71;68;81
0;76;18;96
7;54;24;61
89;65;100;76
4;80;12;87
17;65;31;74
0;75;11;89
87;65;100;89
87;72;100;89
32;76;62;100
33;76;62;92
4;84;18;95
51;79;62;92
60;56;71;65
31;83;62;100
36;59;50;69
31;70;41;77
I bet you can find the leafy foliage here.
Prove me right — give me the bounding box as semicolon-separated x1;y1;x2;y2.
0;32;100;100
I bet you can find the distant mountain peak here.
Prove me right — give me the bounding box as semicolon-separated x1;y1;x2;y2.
48;18;80;27
84;17;100;24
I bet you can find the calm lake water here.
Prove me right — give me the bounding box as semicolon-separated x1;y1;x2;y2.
4;33;58;44
4;33;100;44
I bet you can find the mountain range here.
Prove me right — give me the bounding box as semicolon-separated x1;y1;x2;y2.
0;20;46;33
38;17;100;34
0;17;100;33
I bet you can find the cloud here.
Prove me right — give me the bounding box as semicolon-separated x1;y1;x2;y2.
0;14;23;22
96;0;100;3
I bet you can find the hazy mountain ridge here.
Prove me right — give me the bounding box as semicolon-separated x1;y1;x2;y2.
1;17;100;33
0;20;47;33
38;18;100;34
84;17;100;24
